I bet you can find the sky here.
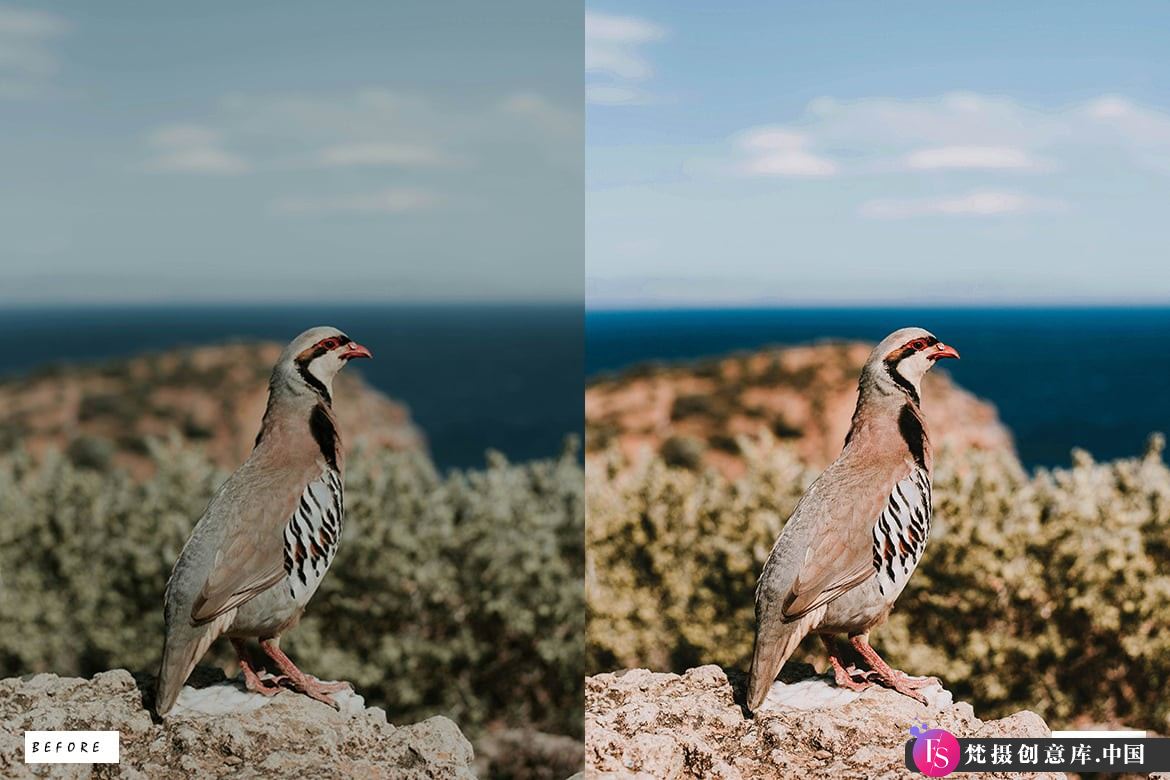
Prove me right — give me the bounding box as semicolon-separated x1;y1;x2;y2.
587;1;1170;307
0;1;581;304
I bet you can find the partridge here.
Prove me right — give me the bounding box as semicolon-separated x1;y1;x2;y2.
155;326;372;716
747;327;959;713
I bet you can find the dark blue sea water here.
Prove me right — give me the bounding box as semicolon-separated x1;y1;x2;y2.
587;308;1170;470
0;304;583;470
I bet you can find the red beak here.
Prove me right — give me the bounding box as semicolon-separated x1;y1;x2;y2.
341;342;372;360
929;343;960;361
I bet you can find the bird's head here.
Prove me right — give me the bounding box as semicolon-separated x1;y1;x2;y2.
276;325;372;404
864;326;959;403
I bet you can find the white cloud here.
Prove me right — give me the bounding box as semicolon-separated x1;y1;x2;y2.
144;87;576;212
271;188;439;216
859;190;1066;219
0;5;68;97
317;142;447;168
586;10;664;106
585;84;652;106
498;92;577;138
733;126;839;177
735;92;1170;175
145;123;250;174
717;92;1170;200
1082;94;1170;150
903;145;1042;171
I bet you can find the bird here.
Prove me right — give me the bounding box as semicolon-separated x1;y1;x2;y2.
747;327;959;714
155;326;372;717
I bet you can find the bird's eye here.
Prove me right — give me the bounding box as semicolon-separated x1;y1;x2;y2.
322;339;337;350
910;339;927;351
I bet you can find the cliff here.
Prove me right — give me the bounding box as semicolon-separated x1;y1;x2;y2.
586;341;1013;478
0;341;426;478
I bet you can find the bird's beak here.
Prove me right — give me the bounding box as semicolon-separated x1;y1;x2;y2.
929;343;960;361
341;342;372;360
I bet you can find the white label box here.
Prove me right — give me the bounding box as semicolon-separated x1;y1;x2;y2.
24;731;120;764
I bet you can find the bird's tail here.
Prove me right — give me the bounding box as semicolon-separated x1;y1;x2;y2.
747;610;820;714
155;621;223;717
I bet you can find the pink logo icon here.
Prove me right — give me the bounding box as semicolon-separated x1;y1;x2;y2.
910;725;960;777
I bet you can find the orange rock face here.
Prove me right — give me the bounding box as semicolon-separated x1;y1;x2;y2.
0;342;426;478
586;341;1014;478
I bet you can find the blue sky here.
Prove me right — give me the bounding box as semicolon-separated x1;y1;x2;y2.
587;2;1170;307
0;1;581;304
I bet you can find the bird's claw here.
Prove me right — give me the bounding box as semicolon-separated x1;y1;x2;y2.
283;676;351;709
862;669;937;704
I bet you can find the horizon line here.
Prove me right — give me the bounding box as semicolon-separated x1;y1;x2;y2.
0;298;584;311
586;300;1170;312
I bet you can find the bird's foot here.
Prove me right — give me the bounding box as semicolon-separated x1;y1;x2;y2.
820;635;875;692
258;638;352;709
244;673;286;697
235;642;286;697
282;676;352;709
830;666;874;692
862;669;939;705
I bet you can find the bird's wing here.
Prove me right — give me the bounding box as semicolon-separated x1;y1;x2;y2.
780;463;912;620
189;467;307;625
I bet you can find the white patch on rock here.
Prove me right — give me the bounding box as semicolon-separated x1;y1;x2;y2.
759;673;953;712
170;675;367;718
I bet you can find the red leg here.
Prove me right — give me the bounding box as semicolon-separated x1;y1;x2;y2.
820;635;872;692
848;633;940;705
259;638;351;709
231;638;284;697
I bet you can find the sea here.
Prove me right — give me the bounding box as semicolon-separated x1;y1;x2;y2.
587;307;1170;470
0;304;583;471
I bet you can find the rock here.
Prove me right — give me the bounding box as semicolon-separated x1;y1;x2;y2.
0;668;475;778
586;341;1014;478
474;727;585;779
586;664;1064;779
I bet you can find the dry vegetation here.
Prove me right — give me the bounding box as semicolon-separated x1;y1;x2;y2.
0;439;585;740
586;432;1170;733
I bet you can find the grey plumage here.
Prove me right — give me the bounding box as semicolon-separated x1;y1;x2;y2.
747;327;958;713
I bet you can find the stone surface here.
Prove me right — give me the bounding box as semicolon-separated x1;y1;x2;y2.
475;727;585;779
0;668;474;778
586;664;1064;780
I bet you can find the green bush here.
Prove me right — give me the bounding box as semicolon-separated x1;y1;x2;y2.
0;439;584;738
586;433;1170;733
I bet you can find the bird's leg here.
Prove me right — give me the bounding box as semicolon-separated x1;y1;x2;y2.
230;639;284;696
258;638;351;709
848;634;940;705
820;635;872;692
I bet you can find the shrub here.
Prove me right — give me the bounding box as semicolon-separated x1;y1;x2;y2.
586;433;1170;733
659;435;706;470
0;439;584;738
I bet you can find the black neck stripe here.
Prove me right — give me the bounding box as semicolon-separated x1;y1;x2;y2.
295;345;332;404
883;360;920;406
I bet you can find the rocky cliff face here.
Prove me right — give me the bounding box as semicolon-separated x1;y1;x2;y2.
0;668;474;778
0;342;425;478
586;342;1013;478
586;664;1060;780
